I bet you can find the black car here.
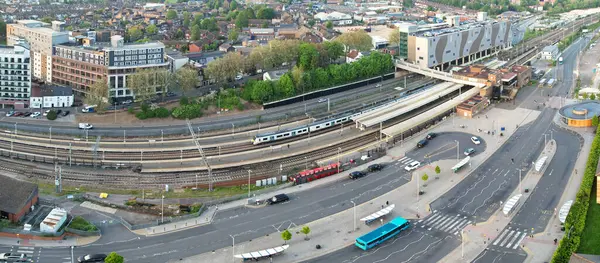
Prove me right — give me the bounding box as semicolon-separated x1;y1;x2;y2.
62;110;70;117
77;254;107;263
266;194;289;205
426;133;437;140
349;171;366;179
417;139;428;148
55;110;62;115
166;91;176;97
23;112;32;117
367;164;384;172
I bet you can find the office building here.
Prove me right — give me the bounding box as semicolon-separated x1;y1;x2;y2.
0;44;31;108
398;20;513;69
7;20;69;82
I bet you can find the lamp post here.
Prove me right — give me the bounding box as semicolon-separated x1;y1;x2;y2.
71;246;74;263
230;234;235;263
517;168;522;194
247;170;252;198
461;229;464;259
455;140;459;161
350;200;356;232
161;195;164;223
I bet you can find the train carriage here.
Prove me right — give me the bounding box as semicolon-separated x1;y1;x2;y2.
289;163;342;185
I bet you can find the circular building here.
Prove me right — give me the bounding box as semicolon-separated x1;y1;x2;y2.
559;101;600;127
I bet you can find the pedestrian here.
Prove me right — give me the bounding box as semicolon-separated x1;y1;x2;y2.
287;144;290;149
416;213;420;219
382;205;384;209
554;238;558;245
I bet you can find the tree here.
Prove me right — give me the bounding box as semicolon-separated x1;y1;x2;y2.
183;11;191;27
291;66;304;94
146;24;158;35
256;7;276;19
166;10;178;20
84;81;109;113
281;229;292;244
298;43;319;70
104;252;124;263
307;19;316;27
127;69;170;103
230;0;238;10
46;110;57;120
175;29;185;40
334;30;373;52
191;25;201;41
175;67;199;96
403;0;414;8
235;12;249;28
127;27;143;42
228;29;240;41
583;93;589;100
592;115;599;127
591;93;597;101
325;21;334;30
389;31;400;46
323;41;344;63
276;74;296;99
200;18;219;32
435;165;441;179
300;226;311;240
422;173;429;187
41;16;53;23
205;52;243;83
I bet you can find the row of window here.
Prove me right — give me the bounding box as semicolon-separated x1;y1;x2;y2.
112;59;163;66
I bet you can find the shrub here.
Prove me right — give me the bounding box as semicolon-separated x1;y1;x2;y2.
179;96;189;106
69;216;98;232
171;104;202;119
155;107;170;118
127;107;135;114
190;203;202;213
135;111;148;120
46;110;57;120
140;103;150;113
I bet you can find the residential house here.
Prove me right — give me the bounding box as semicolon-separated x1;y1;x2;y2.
29;84;74;108
249;28;276;43
0;175;39;223
186;51;225;67
299;32;323;43
541;45;559;60
166;50;190;73
346;50;370;63
248;19;270;28
219;43;235;52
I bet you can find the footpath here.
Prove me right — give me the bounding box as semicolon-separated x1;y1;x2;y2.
169;106;540;263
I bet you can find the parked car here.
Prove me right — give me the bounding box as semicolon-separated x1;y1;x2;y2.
77;254;107;263
13;112;23;117
5;111;14;117
471;136;481;145
417;139;428;148
368;164;384;172
464;148;475;156
0;253;26;261
78;123;93;130
349;171;366;179
62;111;70;117
23;112;32;117
30;112;41;118
55;109;62;115
235;75;243;81
404;161;421;172
43;110;51;116
166;92;176;97
122;100;133;105
426;133;437;140
267;194;289;205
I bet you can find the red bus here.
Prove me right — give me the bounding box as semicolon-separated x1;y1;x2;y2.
289;163;342;185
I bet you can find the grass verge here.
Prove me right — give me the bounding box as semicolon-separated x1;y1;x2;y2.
577;183;600;254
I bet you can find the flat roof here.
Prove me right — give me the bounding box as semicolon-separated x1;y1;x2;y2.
103;42;164;51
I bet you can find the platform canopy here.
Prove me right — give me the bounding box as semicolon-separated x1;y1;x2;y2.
503;194;523;215
535;156;548;172
360;204;395;222
559;200;574;223
234;245;289;260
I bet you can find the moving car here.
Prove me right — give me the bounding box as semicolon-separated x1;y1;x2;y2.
349;171;366;179
77;253;107;263
471;136;481;145
30;112;41;118
404;161;421;172
426;133;437;140
0;253;26;261
267;194;289;205
318;98;328;103
417;139;428;148
78;123;93;130
464;148;475;156
368;164;384;172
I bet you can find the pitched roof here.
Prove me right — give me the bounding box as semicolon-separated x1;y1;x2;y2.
347;50;360;59
0;175;37;214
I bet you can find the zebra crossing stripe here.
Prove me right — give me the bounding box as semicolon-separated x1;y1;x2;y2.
499;230;516;247
512;233;528;249
506;231;521;248
493;229;510;246
436;216;457;230
427;214;446;226
422;213;441;224
398;157;409;163
442;218;465;232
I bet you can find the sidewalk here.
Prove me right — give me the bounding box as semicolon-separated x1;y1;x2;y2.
0;235;99;248
440;139;557;263
169;106;541;262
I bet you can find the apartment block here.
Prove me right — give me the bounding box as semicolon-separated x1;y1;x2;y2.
398;20;513;69
53;35;168;100
7;20;69;82
0;44;31;108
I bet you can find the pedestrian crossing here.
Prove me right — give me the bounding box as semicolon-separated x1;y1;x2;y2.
10;245;38;262
414;213;472;235
396;156;418;165
490;227;529;250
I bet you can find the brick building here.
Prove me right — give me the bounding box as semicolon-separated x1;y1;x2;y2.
0;175;39;223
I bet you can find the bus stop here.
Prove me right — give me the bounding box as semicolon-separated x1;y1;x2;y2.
503;194;522;216
360;204;395;225
559;200;574;223
234;245;289;261
452;156;470;173
535;156;548;172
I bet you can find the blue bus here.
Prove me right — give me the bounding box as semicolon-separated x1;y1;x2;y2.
355;217;410;250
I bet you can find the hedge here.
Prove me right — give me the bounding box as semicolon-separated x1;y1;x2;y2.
551;125;600;262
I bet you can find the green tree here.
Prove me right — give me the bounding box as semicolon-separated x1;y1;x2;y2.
300;226;311;240
281;229;292;244
84;81;109;113
146;24;158;35
230;0;238;10
183;11;191;27
592;115;599;127
403;0;414;8
435;165;441;179
235;12;249;28
166;10;178;20
251;81;274;103
256;7;276;19
127;69;170;103
194;14;203;27
127;27;143;42
583;93;589;100
175;29;184;40
591;93;597;101
422;173;429;186
46;110;57;120
323;41;344;63
228;29;240;41
325;21;333;29
104;252;124;263
334;30;373;51
389;30;400;46
191;25;201;41
175;67;198;96
200;18;219;31
41;16;53;23
307;19;316;27
276;74;296;99
298;43;319;70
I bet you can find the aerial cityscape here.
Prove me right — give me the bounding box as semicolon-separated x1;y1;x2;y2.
0;0;599;262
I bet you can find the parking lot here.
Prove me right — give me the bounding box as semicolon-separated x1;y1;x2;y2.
1;108;76;123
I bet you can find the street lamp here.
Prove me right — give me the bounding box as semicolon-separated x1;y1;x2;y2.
230;234;235;263
71;246;74;263
350;200;356;232
247;170;252;198
161;195;165;223
455;140;459;161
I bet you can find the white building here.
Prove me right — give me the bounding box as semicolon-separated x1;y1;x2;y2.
0;44;32;109
314;12;353;25
7;20;69;83
40;208;67;234
541;45;559;60
166;50;190;73
30;85;73;108
263;69;288;81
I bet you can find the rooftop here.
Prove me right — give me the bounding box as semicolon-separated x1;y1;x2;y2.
412;20;504;38
103;42;164;51
0;175;38;214
560;101;600;120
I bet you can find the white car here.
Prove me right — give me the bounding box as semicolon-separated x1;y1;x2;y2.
78;123;93;130
42;110;51;116
31;112;41;118
5;111;14;117
235;75;243;81
0;253;26;261
404;161;421;172
471;136;481;145
318;98;328;103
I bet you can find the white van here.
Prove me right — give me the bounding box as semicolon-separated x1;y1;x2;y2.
78;123;93;129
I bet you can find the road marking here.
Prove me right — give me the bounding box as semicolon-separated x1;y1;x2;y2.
427;214;445;226
499;230;516;247
493;229;510;246
436;216;457;230
506;231;521;248
512;233;528;249
421;213;440;225
442;218;465;232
